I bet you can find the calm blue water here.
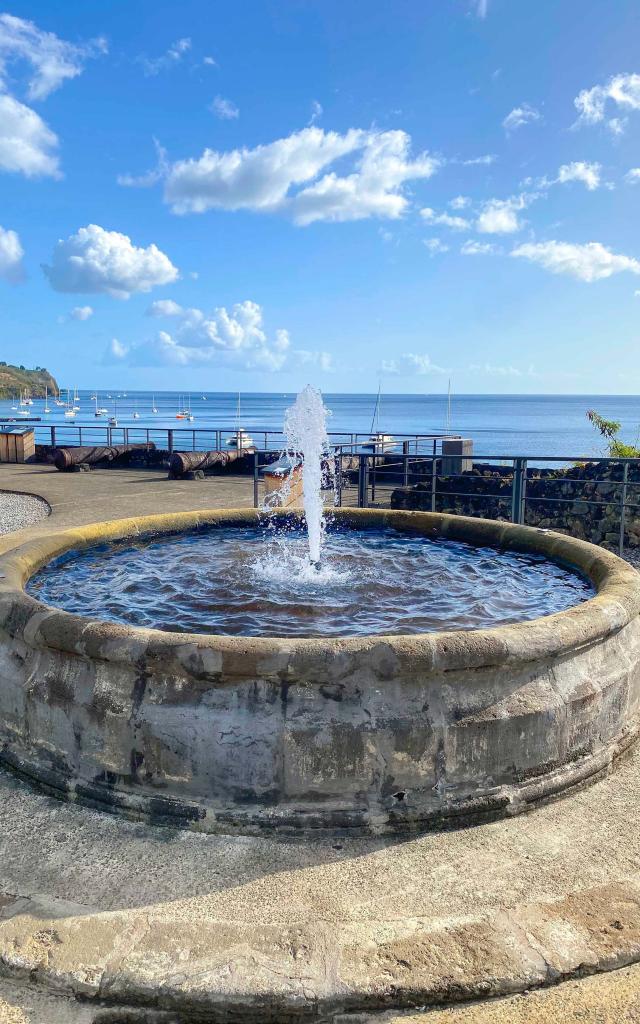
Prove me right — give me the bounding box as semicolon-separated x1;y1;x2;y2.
2;390;640;459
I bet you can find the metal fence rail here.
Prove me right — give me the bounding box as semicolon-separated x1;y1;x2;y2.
250;451;640;556
29;423;461;455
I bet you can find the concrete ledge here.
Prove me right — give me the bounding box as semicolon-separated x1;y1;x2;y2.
0;508;639;835
2;879;640;1020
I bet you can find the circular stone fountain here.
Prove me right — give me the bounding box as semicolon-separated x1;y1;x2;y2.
1;506;640;835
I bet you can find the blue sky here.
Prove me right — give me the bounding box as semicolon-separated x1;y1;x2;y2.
1;0;640;393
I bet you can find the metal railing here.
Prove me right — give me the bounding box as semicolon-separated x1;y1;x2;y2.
250;451;640;556
29;423;460;455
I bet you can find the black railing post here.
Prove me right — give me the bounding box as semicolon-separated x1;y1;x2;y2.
168;429;174;455
431;456;437;512
619;461;629;556
403;441;409;486
511;458;527;524
253;451;260;508
50;426;55;448
333;451;342;507
358;454;369;508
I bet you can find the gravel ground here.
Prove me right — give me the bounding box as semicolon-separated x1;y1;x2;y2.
0;491;50;535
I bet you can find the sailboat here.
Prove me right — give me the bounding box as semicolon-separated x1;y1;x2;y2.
109;398;118;426
54;386;64;407
132;398;140;419
362;384;396;451
43;387;50;414
227;393;254;449
151;395;158;414
64;387;76;418
94;395;108;417
16;390;30;416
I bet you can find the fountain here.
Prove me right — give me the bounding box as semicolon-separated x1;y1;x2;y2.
0;387;639;835
282;384;330;568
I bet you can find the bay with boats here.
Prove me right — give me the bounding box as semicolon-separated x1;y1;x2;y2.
3;387;640;458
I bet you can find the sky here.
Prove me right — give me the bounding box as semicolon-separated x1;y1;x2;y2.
1;0;640;394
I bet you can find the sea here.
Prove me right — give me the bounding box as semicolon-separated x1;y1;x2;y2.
2;390;640;461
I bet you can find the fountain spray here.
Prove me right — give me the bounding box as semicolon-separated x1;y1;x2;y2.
284;386;330;568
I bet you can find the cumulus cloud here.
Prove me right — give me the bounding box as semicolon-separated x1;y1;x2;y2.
0;93;59;177
556;161;601;190
138;37;191;76
42;224;179;299
476;193;533;234
70;305;93;320
381;353;447;375
450;195;471;209
420;207;470;230
511;240;640;282
210;95;239;120
460;239;499;255
574;73;640;133
0;13;106;100
147;298;184;317
625;168;640;184
424;238;449;255
502;104;542;132
110;299;325;372
123;127;439;224
0;225;24;283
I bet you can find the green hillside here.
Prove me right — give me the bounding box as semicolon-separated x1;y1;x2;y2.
0;363;59;400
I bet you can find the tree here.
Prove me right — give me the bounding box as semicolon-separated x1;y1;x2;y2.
587;409;640;458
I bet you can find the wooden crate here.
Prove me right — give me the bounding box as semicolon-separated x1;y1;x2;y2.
0;429;35;463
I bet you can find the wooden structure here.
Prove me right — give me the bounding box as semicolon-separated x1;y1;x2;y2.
0;428;35;464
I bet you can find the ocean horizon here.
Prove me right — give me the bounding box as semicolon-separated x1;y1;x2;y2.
3;390;640;459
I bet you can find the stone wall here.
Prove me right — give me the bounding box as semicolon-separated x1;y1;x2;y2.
390;460;640;551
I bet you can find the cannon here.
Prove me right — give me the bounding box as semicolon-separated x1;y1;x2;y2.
168;448;256;479
53;443;156;472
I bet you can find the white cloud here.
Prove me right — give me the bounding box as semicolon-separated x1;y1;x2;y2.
424;238;449;255
294;349;333;371
107;338;127;360
502;104;542;133
625;168;640;184
210;95;239;120
0;13;106;100
460;154;496;166
574;73;640;132
0;93;59;177
42;224;179;299
473;0;489;18
461;239;498;255
308;100;323;125
382;353;447;375
139;37;191;76
147;298;184;317
450;195;471;209
117;138;168;188
107;299;321;372
0;225;24;283
70;305;93;320
123;127;439;224
469;362;529;377
420;207;470;230
476;193;532;234
511;240;640;282
556;161;601;190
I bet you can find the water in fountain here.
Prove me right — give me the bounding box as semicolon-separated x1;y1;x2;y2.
282;385;331;567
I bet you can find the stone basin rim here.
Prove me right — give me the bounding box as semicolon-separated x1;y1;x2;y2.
1;506;638;672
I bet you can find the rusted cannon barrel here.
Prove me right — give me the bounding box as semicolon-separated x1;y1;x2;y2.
54;443;155;471
169;448;255;478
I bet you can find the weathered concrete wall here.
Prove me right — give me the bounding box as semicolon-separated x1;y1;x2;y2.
0;508;639;835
